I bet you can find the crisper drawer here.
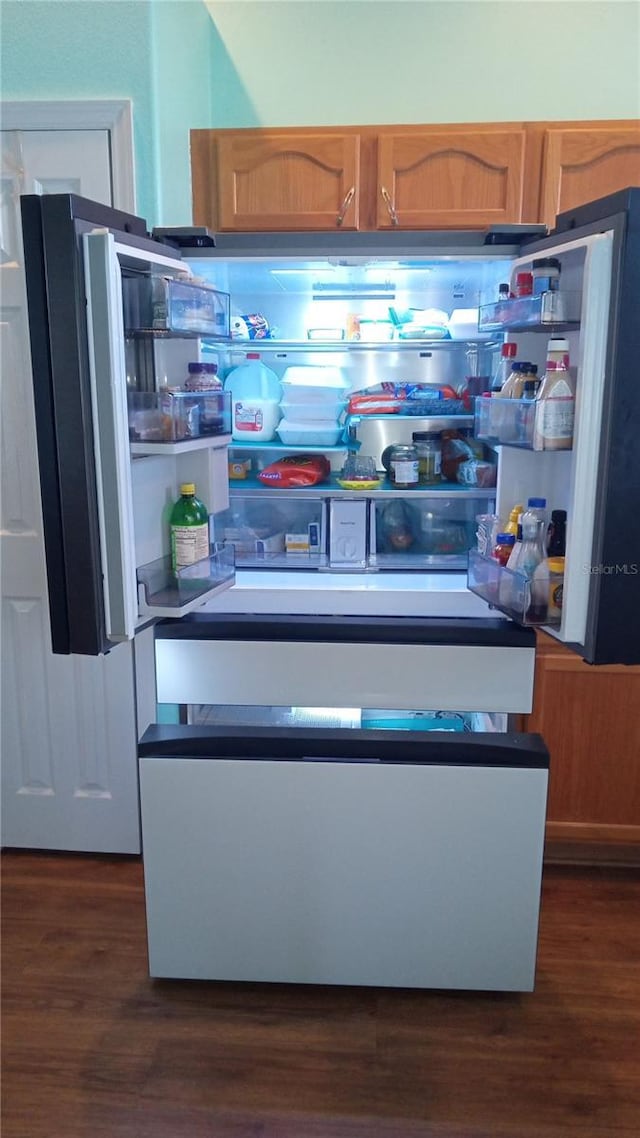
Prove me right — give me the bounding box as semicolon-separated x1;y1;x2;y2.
155;615;536;713
139;725;549;990
370;492;496;570
212;493;327;568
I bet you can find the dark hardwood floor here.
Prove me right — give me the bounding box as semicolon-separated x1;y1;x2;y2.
2;852;639;1138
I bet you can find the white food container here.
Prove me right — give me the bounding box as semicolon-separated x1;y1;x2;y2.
280;399;346;422
281;366;349;405
447;308;485;340
276;419;343;446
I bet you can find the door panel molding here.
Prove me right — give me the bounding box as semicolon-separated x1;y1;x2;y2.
1;100;135;213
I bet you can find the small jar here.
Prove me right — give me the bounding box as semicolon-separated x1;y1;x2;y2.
412;431;442;484
531;257;561;293
389;444;419;488
185;361;221;391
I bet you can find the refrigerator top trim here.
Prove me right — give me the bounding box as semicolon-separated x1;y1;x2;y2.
182;227;545;260
138;724;549;769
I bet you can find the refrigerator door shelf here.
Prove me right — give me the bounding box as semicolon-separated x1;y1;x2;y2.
478;290;581;332
137;548;235;619
467;551;563;629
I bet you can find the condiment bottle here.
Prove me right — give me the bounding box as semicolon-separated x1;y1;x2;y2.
504;504;524;537
413;431;442;484
169;483;209;576
492;532;516;566
547;557;566;620
491;342;518;392
514;272;533;297
533;338;575;451
547;509;567;557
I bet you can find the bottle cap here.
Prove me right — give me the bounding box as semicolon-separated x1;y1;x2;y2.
551;509;567;522
180;483;196;495
516;271;533;283
547;337;570;353
188;362;218;373
532;258;561;271
548;557;565;572
247;352;260;359
510;504;524;515
528;497;546;508
496;533;515;544
501;342;517;357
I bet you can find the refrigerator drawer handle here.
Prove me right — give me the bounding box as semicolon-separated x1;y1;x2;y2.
380;185;400;226
336;186;356;228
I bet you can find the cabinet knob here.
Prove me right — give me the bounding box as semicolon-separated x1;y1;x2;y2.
336;186;355;227
380;185;399;226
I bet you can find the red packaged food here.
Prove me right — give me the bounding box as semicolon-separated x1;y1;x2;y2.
348;393;403;415
258;453;331;488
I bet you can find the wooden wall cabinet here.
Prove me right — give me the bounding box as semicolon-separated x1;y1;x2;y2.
192;120;640;233
526;632;640;860
537;122;640;229
375;126;526;229
192;123;528;232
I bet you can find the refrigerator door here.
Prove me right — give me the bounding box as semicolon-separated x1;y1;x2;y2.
21;194;235;655
139;724;549;990
477;191;640;663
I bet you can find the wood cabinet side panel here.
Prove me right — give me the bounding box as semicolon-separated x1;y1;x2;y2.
528;641;640;832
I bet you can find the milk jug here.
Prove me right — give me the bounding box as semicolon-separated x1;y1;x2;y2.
224;353;282;442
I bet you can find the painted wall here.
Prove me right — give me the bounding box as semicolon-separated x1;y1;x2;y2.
206;0;640;127
0;0;216;225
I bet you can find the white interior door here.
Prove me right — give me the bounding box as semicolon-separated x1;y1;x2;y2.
0;124;141;853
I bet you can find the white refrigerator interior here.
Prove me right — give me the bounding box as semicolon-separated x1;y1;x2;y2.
140;752;548;991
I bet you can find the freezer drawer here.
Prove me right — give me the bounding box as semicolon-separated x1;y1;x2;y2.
155;615;536;713
139;725;549;991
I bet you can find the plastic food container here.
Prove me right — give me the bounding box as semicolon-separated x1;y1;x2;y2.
280;399;346;422
276;420;343;447
447;309;482;340
281;366;349;404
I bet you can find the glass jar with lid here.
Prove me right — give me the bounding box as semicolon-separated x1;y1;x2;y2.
412;431;442;484
389;444;419;488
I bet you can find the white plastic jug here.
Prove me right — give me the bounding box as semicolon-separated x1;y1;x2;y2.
224;353;282;441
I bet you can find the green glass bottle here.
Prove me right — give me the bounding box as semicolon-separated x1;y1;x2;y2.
169;483;209;575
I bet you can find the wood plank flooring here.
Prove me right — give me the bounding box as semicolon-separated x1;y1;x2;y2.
2;852;639;1138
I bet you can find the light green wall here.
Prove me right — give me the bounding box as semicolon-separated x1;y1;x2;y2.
206;0;640;126
0;0;216;225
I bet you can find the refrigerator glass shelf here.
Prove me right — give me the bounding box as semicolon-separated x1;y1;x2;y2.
474;396;574;451
228;475;495;500
203;339;500;353
467;550;562;628
478;290;581;332
137;548;235;617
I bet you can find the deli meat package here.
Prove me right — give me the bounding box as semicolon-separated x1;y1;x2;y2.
258;454;331;488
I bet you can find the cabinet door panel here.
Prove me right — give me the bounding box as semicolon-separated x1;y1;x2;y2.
376;128;525;228
540;124;640;228
215;131;360;231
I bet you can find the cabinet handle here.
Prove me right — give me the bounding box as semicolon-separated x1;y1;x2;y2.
380;185;399;226
336;186;355;227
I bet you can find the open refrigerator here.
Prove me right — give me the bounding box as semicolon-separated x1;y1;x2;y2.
19;188;640;990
